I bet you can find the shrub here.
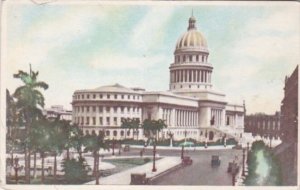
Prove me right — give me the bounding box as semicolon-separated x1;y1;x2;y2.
144;158;151;163
62;157;89;184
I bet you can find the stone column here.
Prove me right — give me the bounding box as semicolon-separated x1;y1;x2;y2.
191;70;194;82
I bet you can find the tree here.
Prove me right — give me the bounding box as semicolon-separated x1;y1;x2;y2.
6;89;21;167
69;124;84;160
29;119;53;183
62;157;89;184
121;118;141;140
50;118;71;181
142;119;167;172
83;131;109;185
13;65;48;183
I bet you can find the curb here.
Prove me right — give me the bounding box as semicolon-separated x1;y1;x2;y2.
146;161;184;184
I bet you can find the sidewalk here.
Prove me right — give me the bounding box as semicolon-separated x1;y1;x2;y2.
129;144;235;150
85;156;182;185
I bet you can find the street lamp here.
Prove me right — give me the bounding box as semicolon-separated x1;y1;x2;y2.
167;130;174;147
181;145;184;159
13;157;20;184
242;148;245;176
152;138;157;172
112;138;115;156
184;129;187;144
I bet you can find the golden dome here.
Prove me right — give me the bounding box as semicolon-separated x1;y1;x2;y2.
175;16;208;50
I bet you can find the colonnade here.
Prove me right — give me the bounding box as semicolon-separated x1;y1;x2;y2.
170;69;212;83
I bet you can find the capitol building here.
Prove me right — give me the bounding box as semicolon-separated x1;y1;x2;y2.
72;16;245;142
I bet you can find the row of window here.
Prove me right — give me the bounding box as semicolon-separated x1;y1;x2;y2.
75;116;140;126
74;93;141;101
174;54;208;64
74;106;141;114
86;129;138;137
246;120;280;127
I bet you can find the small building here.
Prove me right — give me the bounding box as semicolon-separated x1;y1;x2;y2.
244;112;282;140
43;105;72;121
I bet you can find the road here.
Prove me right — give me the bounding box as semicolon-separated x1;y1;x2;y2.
120;147;243;185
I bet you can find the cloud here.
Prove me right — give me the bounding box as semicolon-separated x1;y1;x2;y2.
129;6;176;52
218;7;299;114
88;53;168;70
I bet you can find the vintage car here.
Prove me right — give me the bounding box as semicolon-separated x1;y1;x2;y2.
182;156;193;165
211;155;221;166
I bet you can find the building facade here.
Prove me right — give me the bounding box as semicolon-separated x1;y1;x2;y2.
274;65;298;185
43;105;72;121
72;16;245;142
244;112;282;140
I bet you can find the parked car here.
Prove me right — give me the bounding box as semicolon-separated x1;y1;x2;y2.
211;155;221;166
123;145;130;152
182;156;193;165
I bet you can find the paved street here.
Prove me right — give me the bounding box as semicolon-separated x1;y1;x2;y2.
120;147;243;185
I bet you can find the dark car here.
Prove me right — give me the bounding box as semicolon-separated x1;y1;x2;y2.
211;155;221;166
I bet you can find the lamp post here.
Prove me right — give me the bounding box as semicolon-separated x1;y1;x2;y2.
184;129;187;144
112;138;115;156
13;157;20;184
152;138;157;172
246;142;250;162
181;145;184;159
242;148;245;176
167;130;174;147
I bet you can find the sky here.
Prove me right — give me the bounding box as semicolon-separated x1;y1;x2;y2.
3;1;299;114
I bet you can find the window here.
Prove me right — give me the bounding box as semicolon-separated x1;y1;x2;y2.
133;107;136;112
81;117;84;124
93;94;96;99
114;117;117;125
92;117;96;125
227;116;230;125
107;94;110;99
113;130;117;137
121;107;124;113
86;106;90;112
100;94;103;99
87;94;90;99
99;117;103;125
86;117;90;125
196;55;199;62
189;55;192;62
114;94;117;99
114;107;117;113
183;55;186;62
81;106;84;112
133;95;135;100
106;117;110;125
202;56;204;62
106;130;110;136
93;106;96;112
121;131;124;136
99;106;103;113
82;94;84;99
121;95;124;99
128;95;130;99
106;107;110;113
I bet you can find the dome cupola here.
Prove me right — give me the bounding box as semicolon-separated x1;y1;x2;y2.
169;15;213;95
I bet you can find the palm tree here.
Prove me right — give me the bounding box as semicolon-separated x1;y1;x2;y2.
50;118;70;181
142;119;167;172
121;118;141;140
6;89;20;167
83;131;109;185
30;119;53;183
69;124;84;160
13;65;48;183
